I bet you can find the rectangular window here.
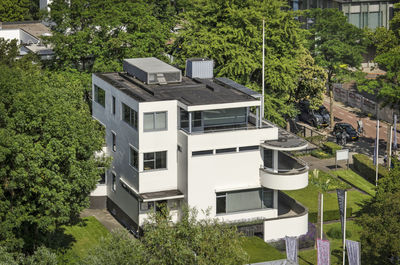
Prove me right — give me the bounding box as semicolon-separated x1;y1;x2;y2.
239;145;259;152
99;168;106;184
143;151;167;170
112;132;116;152
216;188;273;214
94;85;105;107
177;145;182;152
122;103;138;129
112;96;116;115
130;147;138;170
192;150;213;156
112;172;116;192
144;112;167;131
216;147;236;154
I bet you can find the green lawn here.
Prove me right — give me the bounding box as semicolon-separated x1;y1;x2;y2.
299;221;362;265
240;236;285;263
57;216;109;263
333;169;376;196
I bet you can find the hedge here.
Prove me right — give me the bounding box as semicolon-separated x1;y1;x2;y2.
352;154;389;184
322;142;342;155
310;149;333;159
309;207;353;223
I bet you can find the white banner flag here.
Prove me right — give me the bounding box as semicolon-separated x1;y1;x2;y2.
317;239;330;265
346;240;361;265
285;236;298;264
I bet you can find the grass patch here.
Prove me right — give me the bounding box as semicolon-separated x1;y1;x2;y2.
240;236;285;263
310;169;351;191
333;169;376;196
299;221;362;265
58;216;109;263
311;149;333;159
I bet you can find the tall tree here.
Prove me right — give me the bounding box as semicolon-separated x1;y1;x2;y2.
304;8;366;127
356;165;400;264
171;0;326;126
46;0;170;72
0;64;105;252
0;0;31;21
83;207;248;265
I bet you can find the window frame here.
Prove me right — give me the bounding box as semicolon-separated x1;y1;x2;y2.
143;151;167;171
129;145;139;170
112;96;116;115
94;85;106;108
111;131;116;152
143;111;168;132
122;103;138;130
111;172;117;192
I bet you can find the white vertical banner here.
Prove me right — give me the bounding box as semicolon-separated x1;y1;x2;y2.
346;240;361;265
285;236;298;264
317;239;330;265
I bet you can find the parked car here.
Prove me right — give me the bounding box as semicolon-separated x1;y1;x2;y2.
333;123;359;141
298;101;330;127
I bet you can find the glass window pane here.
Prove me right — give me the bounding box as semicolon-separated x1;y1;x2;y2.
264;149;273;169
144;113;154;131
155;151;167;169
263;189;273;208
130;148;138;169
144;161;154;170
155;112;167;130
133;110;138;129
216;197;226;214
123;104;130;123
144;152;154;161
227;189;262;212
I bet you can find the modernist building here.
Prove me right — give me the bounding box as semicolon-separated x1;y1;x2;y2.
290;0;393;29
91;57;309;241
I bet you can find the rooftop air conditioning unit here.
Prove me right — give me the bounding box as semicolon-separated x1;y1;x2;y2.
186;58;213;79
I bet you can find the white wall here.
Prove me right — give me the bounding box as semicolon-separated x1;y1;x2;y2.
217;208;277;222
259;169;308;191
264;213;308;241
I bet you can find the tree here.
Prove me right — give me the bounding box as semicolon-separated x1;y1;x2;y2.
45;0;170;72
83;207;248;265
356;165;400;264
304;8;366;127
0;38;19;66
170;0;326;126
0;0;31;21
0;64;105;252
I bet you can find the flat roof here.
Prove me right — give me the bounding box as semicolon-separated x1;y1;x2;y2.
2;21;51;39
95;72;260;106
123;57;180;73
141;189;184;202
261;128;308;151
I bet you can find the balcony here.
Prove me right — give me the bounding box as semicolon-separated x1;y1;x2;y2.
261;127;308;151
260;151;308;190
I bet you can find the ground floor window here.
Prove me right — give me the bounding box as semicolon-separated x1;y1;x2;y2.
216;188;273;214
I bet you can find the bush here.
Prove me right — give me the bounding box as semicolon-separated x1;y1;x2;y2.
327;226;352;239
322;142;342;155
311;149;333;159
309;169;351;191
305;135;326;146
352;154;389;184
309;207;353;223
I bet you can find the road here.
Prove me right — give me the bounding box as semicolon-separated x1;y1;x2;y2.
322;96;399;157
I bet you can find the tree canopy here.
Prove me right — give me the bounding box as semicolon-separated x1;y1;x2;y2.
356;164;400;264
304;8;366;126
170;0;326;126
83;207;248;265
0;63;105;252
46;0;171;72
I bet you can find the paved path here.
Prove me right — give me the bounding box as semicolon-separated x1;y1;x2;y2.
81;208;126;232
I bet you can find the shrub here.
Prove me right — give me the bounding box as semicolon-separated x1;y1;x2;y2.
352;154;389;184
322;142;342;155
309;207;353;223
327;226;352;239
309;169;351;191
305;135;326;146
311;149;333;159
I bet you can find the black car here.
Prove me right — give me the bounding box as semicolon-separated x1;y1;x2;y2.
298;101;330;127
333;123;359;141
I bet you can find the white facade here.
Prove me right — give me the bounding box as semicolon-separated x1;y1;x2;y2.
91;58;310;241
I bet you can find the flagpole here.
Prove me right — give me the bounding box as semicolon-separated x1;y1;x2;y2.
342;191;347;265
389;125;393;170
375;120;380;186
261;19;265;120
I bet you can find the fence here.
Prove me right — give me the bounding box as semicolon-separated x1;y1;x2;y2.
333;84;399;123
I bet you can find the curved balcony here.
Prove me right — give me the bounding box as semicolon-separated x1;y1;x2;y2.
260;153;308;190
261;128;308;151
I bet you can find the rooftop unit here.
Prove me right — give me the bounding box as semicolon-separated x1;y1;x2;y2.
186;58;213;79
123;57;182;85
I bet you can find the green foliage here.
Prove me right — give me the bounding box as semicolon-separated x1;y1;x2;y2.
0;64;105;252
46;0;170;72
310;149;333;159
309;169;351;192
356;165;400;264
84;207;249;265
326;226;352;239
171;0;326;126
0;38;19;66
240;236;285;263
0;0;31;21
333;169;376;196
0;246;57;265
305;135;326;146
322;141;342;155
352;154;389;184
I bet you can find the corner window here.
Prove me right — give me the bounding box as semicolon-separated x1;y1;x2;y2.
143;151;167;170
144;112;167;131
94;85;105;107
130;146;138;170
122;103;138;129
